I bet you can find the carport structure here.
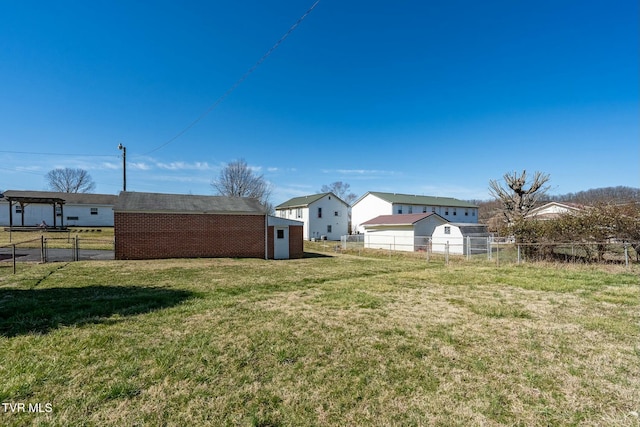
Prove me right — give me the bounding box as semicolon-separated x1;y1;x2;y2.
2;190;66;230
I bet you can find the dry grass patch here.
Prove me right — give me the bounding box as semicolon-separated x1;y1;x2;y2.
0;253;638;426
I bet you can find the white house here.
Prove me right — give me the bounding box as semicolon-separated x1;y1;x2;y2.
526;202;583;220
1;190;118;228
275;192;349;240
360;213;447;252
432;223;490;255
352;191;479;234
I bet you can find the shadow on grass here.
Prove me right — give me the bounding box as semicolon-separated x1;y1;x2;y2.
303;252;334;258
0;285;194;337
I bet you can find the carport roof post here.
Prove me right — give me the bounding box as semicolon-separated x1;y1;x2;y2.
3;191;66;229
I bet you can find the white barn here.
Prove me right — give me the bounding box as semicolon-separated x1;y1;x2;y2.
432;223;490;255
352;192;478;234
0;190;118;228
275;192;349;241
361;213;447;252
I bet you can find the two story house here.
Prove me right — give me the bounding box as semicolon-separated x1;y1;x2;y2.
275;192;349;240
352;191;479;234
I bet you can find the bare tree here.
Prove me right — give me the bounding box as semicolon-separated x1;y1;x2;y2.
46;168;96;193
211;159;273;213
489;170;550;224
320;181;358;205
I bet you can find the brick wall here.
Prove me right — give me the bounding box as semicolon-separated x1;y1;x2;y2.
115;212;266;260
288;225;304;258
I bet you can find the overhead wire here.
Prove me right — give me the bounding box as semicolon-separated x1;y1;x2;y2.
142;0;321;156
0;150;115;157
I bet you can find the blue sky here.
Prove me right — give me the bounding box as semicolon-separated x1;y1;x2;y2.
1;0;638;204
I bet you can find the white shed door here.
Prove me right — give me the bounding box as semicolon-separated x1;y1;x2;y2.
274;227;289;260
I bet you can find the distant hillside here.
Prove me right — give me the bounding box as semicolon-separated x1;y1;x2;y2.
545;186;640;204
472;186;640;224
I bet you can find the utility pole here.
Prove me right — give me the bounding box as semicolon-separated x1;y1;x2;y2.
118;143;127;191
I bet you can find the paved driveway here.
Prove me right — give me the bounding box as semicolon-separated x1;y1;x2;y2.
0;247;114;262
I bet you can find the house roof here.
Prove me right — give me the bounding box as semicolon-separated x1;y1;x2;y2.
526;201;584;219
356;191;477;208
275;192;347;209
361;212;446;226
2;190;118;205
114;191;265;214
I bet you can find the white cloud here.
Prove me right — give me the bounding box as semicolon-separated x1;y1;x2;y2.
156;161;212;171
322;168;400;177
101;162;120;170
130;162;152;171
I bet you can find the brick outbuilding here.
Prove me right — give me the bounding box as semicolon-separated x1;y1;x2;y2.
114;191;303;260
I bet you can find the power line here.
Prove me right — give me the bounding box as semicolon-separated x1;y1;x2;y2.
143;0;321;156
0;150;115;157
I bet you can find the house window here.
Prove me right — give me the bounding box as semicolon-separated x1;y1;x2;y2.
432;207;436;213
453;208;457;216
444;226;451;235
397;207;402;214
334;211;340;217
296;208;302;218
327;225;332;233
473;210;476;216
276;229;285;239
465;209;469;216
408;206;413;214
423;206;427;213
318;207;322;218
15;205;22;214
56;206;62;217
67;216;79;221
91;208;98;215
445;209;449;215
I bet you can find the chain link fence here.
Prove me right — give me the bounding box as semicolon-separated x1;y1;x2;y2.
338;235;637;266
0;235;114;273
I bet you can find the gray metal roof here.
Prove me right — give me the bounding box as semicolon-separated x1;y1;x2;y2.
276;192;348;209
2;190;118;205
355;191;478;208
114;191;265;214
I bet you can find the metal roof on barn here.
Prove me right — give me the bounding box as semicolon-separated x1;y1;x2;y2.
357;191;478;208
361;212;446;226
114;191;265;214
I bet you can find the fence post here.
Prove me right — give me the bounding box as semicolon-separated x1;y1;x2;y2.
445;242;449;265
624;244;629;267
496;241;499;266
467;236;471;261
487;238;491;261
517;245;521;264
12;244;16;274
41;235;45;263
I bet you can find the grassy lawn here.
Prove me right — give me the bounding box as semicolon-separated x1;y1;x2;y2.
0;249;638;426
